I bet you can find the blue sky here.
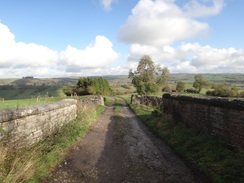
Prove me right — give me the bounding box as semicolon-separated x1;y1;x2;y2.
0;0;243;78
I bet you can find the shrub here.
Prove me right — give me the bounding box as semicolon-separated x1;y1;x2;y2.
121;84;131;90
176;81;185;92
162;86;172;92
239;91;244;98
206;83;239;97
185;88;198;93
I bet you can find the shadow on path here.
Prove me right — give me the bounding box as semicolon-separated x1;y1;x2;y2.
46;98;208;183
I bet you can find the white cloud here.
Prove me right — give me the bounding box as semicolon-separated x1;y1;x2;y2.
0;67;62;78
183;0;225;18
0;23;120;77
126;43;244;73
119;0;241;74
60;36;120;72
117;0;224;46
180;43;244;73
100;0;117;11
0;23;58;69
0;23;15;46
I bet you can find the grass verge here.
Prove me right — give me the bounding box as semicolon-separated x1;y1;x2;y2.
114;97;123;114
113;97;126;139
104;96;113;106
119;95;244;183
0;103;106;183
116;94;131;104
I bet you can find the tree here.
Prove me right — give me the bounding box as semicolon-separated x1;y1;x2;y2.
63;86;73;96
76;77;112;95
193;74;208;93
129;55;171;95
77;77;92;95
176;81;185;92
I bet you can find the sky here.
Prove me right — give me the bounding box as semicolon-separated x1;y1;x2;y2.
0;0;243;78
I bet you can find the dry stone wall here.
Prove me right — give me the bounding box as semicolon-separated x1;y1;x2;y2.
0;96;104;146
131;95;163;106
163;94;244;150
78;95;104;106
131;94;244;150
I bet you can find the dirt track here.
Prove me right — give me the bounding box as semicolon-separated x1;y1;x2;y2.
46;98;207;183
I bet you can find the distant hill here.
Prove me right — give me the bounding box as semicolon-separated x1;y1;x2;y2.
11;78;78;86
86;75;129;81
0;78;78;100
170;73;244;84
0;74;243;100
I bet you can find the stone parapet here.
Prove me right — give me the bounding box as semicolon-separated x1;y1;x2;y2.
0;99;77;123
162;94;244;151
131;94;244;150
131;95;163;107
0;96;104;147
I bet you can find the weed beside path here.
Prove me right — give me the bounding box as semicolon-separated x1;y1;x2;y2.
0;103;105;183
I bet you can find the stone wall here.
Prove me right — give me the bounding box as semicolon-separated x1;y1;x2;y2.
131;94;244;150
0;96;104;146
163;94;244;150
131;95;163;107
78;95;104;106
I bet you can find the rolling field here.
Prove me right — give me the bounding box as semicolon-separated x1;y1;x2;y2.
0;73;243;102
0;96;88;109
0;97;62;109
0;86;65;100
170;73;244;91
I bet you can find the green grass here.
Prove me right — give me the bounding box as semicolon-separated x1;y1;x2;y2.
114;97;123;114
0;98;61;109
0;103;106;183
0;96;88;109
0;86;65;100
119;95;244;183
104;96;113;106
113;97;127;139
116;94;131;104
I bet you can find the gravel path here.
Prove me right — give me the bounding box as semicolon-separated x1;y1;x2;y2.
46;97;208;183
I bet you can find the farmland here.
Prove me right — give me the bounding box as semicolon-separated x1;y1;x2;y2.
0;74;243;101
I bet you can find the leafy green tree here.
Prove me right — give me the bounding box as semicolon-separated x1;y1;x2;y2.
77;77;92;94
193;74;208;93
76;77;112;95
129;55;171;95
176;81;185;92
63;86;73;96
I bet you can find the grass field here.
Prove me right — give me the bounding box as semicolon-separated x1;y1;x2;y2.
0;96;88;109
170;73;244;92
0;86;65;100
0;97;61;109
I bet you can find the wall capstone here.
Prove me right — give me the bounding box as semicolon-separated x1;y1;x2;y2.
0;99;77;123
